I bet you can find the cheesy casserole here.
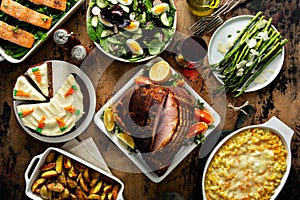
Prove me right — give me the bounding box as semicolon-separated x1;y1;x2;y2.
204;128;287;200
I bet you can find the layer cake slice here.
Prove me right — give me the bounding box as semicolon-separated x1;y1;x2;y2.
13;75;46;101
26;62;53;98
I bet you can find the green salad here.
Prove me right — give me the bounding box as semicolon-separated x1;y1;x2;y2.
0;0;79;59
87;0;176;62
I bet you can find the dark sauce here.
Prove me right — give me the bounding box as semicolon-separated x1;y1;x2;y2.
181;36;208;62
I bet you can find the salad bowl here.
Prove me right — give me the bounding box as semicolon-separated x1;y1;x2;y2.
86;0;177;62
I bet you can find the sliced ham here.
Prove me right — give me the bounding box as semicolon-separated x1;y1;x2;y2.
153;91;179;151
112;84;194;176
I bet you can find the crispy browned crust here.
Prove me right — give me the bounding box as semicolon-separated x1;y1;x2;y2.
0;21;35;48
0;0;52;29
29;0;67;11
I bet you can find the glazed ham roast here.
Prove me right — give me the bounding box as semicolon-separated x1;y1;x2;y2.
112;84;194;176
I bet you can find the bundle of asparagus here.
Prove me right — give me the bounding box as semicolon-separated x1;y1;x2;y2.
212;11;288;97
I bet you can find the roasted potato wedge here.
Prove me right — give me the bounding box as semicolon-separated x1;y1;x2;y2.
69;192;77;199
68;165;78;179
83;168;91;183
31;178;46;193
90;181;102;194
107;192;113;200
60;188;70;199
88;193;101;199
90;176;100;187
74;162;86;172
47;182;64;192
112;184;120;200
63;156;72;169
79;177;90;193
67;177;77;189
39;185;51;199
58;172;67;186
55;155;64;174
41;170;58;179
76;186;88;200
45;151;56;163
40;162;56;171
103;184;113;193
100;192;106;200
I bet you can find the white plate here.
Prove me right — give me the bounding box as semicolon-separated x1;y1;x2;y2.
0;0;84;63
202;116;294;200
208;15;285;92
13;60;96;143
94;57;221;183
86;0;177;63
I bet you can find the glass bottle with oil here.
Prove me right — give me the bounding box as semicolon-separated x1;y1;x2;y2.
187;0;220;17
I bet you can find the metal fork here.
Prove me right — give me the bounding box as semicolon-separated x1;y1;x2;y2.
190;0;249;35
189;0;234;34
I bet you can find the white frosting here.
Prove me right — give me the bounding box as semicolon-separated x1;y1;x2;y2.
26;62;49;97
13;76;46;101
16;74;84;136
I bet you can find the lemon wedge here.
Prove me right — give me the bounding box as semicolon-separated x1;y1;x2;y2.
103;107;115;132
149;60;172;83
117;133;135;149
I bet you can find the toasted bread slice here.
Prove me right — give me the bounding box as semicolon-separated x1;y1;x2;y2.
0;0;52;29
0;21;35;48
29;0;67;11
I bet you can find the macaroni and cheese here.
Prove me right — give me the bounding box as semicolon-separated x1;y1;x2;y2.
204;128;287;200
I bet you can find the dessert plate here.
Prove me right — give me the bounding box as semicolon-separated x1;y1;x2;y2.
208;15;285;92
94;57;221;183
13;60;96;143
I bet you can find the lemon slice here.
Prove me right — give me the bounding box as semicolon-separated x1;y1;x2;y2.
117;133;135;149
103;107;115;132
149;60;172;83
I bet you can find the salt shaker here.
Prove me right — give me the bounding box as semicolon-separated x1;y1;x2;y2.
53;29;81;50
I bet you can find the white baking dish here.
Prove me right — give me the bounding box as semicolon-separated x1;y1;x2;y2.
25;147;124;200
0;0;84;63
202;116;294;200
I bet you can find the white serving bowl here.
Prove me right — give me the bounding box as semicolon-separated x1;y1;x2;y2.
202;116;294;200
25;147;124;200
86;0;177;63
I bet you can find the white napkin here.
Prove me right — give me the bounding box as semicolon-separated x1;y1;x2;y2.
61;137;111;173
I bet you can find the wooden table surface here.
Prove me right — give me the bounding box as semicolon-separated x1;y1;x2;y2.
0;0;299;199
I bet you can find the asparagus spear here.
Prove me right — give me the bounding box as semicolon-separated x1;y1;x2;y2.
212;12;287;96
